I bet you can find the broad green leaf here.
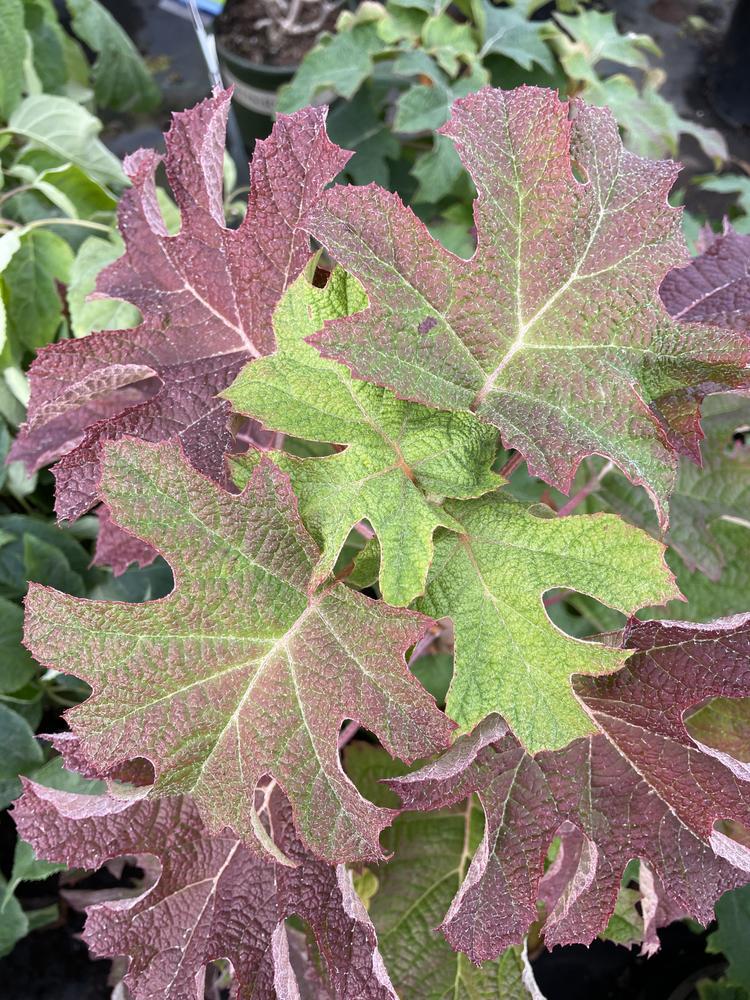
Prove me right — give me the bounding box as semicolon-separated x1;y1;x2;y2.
0;597;36;693
24;440;454;862
0;0;25;117
0;513;93;599
4;839;66;902
68;235;141;338
411;134;465;203
23;0;68;94
0;228;72;365
422;14;478;76
24;533;87;595
594;395;750;622
8;94;125;189
0;875;28;958
346;742;544;998
0;703;43;808
697;982;749;1000
66;0;159;112
394;81;452;133
414;492;677;751
225;265;501;607
583;73;727;164
707;885;750;991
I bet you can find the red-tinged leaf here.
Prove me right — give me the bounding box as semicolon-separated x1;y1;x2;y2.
660;224;750;333
13;781;397;1000
10;88;351;527
94;505;157;576
386;615;750;962
305;86;750;518
24;439;453;862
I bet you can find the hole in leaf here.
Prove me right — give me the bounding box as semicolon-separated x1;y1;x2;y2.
570;159;587;184
544;590;626;639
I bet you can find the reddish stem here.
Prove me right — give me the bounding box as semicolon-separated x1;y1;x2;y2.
556;461;614;517
499;451;524;478
338;720;360;750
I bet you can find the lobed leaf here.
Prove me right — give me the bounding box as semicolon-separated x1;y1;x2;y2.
305;86;750;521
10;88;350;533
345;741;545;998
660;224;750;334
414;491;677;751
225;264;501;607
387;615;750;961
23;439;454;862
13;781;398;999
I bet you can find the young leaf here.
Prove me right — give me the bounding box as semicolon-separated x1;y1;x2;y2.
660;224;750;333
345;742;544;999
11;88;350;527
225;265;501;607
13;782;398;999
24;439;453;862
386;615;750;962
305;87;750;520
413;491;676;751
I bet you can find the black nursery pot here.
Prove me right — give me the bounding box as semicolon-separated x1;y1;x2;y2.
215;39;296;147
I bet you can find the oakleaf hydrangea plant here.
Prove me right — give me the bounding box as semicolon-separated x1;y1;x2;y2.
12;86;750;998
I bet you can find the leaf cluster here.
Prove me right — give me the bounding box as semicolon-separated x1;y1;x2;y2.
2;45;750;1000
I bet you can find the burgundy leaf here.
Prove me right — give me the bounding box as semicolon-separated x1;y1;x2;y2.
387;615;750;962
13;782;396;999
94;505;157;576
305;87;750;518
10;88;351;528
660;224;750;333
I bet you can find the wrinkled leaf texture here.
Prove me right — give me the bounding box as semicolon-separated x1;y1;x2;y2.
305;86;750;522
10;87;350;538
387;615;750;962
24;439;453;863
13;780;397;1000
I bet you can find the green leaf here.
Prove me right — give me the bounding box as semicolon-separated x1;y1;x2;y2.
345;741;543;998
5;839;66;901
552;9;660;84
0;0;25;117
8;94;125;190
23;0;68;94
394;81;452;134
0;597;36;693
67;235;141;338
476;0;554;72
414;493;677;751
411;134;465;203
225;265;501;607
276;24;383;113
66;0;159;112
0;703;43;808
594;395;750;622
0;875;28;958
697;981;750;1000
0;229;72;365
0;514;93;600
707;885;750;991
422;13;478;76
24;534;87;596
